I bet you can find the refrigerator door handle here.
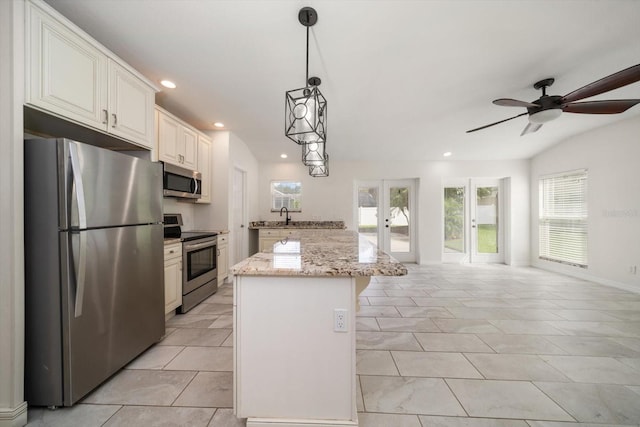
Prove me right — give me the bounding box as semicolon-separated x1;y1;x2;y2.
68;142;88;230
73;230;87;317
69;142;88;317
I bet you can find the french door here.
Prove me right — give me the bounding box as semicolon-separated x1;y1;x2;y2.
356;179;417;262
443;178;503;263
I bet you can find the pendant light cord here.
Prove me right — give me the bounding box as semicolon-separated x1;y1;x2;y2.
305;21;309;87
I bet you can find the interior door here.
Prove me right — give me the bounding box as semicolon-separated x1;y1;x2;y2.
232;167;247;265
442;178;503;263
356;179;417;262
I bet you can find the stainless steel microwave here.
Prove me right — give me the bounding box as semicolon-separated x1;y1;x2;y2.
162;162;202;199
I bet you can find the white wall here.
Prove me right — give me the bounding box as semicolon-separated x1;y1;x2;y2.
531;115;640;290
0;0;28;424
259;159;530;265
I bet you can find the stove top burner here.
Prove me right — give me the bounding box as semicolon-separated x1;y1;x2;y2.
163;213;217;241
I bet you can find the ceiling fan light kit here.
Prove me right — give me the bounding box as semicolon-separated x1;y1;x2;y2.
467;63;640;136
284;6;329;177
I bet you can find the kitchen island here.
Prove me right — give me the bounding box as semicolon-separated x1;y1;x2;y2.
231;229;407;427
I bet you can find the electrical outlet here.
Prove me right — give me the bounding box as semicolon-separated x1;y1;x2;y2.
334;309;348;332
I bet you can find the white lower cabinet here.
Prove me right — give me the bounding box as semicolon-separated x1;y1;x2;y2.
258;229;297;252
164;243;182;315
217;234;229;284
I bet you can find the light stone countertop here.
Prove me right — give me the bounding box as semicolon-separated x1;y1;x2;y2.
231;229;407;277
249;220;345;229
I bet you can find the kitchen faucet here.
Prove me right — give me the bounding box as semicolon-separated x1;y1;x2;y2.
280;207;291;225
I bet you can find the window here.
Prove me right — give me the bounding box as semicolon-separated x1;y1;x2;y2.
538;169;588;267
271;181;302;211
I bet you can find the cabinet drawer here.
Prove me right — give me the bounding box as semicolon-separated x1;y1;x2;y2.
164;243;182;259
218;235;228;245
259;229;282;238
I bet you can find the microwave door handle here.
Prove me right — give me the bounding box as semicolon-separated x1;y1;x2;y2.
193;177;199;196
69;142;87;317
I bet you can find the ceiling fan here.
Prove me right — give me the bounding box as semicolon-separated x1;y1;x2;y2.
467;63;640;136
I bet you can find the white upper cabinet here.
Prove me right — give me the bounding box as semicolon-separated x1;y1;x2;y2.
156;106;198;170
25;0;157;149
108;60;155;148
196;134;212;204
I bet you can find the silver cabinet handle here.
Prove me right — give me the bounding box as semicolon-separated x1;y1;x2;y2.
102;109;108;124
112;113;117;128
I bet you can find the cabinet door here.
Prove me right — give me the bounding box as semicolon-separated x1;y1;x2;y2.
164;256;182;314
108;60;155;148
157;111;181;165
259;237;281;252
196;134;212;204
27;3;108;130
218;245;229;284
181;126;198;169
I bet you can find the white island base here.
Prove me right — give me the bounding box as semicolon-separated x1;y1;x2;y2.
234;275;371;427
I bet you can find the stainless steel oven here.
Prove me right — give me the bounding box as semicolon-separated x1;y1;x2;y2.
164;214;218;314
179;234;217;313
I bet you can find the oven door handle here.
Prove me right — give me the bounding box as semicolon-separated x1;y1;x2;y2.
184;240;216;251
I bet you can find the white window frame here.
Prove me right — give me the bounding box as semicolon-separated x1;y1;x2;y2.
538;169;588;268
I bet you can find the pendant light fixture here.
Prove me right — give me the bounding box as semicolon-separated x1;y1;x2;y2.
309;154;329;177
301;141;326;166
285;7;327;145
284;7;329;177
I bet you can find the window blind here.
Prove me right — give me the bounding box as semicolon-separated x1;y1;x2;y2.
538;170;588;267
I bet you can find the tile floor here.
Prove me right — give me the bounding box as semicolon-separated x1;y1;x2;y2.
26;264;640;426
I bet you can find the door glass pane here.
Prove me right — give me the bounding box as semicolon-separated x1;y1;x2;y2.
389;186;410;253
476;186;498;253
444;187;465;253
357;186;378;246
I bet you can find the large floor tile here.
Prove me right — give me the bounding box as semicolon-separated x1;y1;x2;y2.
396;306;454;318
551;309;624;322
433;319;502;334
356;317;381;331
356;305;401;318
541;355;640;385
527;422;635;427
446;379;572;421
392;351;482;378
357;412;422;427
377;317;440;332
166;314;219;328
190;303;234;315
125;345;184;370
543;336;640;357
208;315;233;329
368;296;417;306
465;353;569;381
414;332;494;353
173;372;233;408
418;415;529;426
103;406;215;427
164;346;233;371
207;408;246;427
82;370;196;405
26;404;121;427
477;334;567;355
356;331;422;351
360;376;465;416
535;381;640;424
356;350;399;376
488;320;566;335
159;328;232;347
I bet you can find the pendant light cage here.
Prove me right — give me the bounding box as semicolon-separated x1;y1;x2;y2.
301;140;326;166
309;154;329;177
285;86;327;145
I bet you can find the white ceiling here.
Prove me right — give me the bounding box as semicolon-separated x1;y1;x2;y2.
44;0;640;162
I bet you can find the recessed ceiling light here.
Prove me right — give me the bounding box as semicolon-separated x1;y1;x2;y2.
443;152;452;157
280;153;288;159
160;80;176;89
213;122;225;128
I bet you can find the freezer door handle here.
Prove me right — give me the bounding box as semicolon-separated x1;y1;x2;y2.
69;142;87;317
69;143;87;230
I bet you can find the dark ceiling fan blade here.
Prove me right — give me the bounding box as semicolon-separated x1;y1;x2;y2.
493;98;539;108
520;122;542;136
466;112;528;134
562;63;640;104
562;99;640;114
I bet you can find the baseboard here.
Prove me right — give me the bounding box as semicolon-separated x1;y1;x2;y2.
0;402;28;427
533;260;640;295
247;417;357;427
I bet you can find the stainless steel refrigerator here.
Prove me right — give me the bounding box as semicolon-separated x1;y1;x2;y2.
24;138;164;407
